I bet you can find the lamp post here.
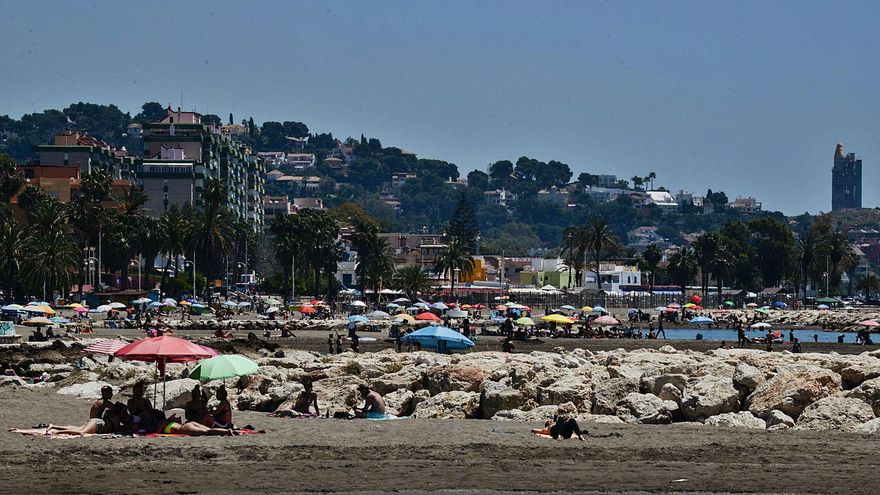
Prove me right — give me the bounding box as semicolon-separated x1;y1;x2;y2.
291;251;296;304
130;257;142;292
453;267;461;303
185;258;196;300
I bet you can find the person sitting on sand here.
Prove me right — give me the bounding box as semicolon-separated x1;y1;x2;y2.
214;328;234;339
502;336;515;353
127;382;153;421
531;414;585;441
184;385;209;423
90;385;114;420
293;380;320;416
206;386;233;428
153;409;233;436
354;383;386;419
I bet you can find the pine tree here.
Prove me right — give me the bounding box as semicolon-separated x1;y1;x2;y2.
248;117;255;137
445;191;479;252
229;113;234;125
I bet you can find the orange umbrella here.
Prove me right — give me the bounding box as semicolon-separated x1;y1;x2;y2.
416;312;440;321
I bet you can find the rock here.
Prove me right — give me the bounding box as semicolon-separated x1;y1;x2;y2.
57;381;113;399
492;405;559;422
704;411;766;429
161;378;201;409
658;345;677;354
680;376;739;421
29;363;72;374
0;376;26;387
766;410;795;429
425;365;485;395
384;389;416;416
840;362;880;389
854;417;880;434
311;375;365;414
733;363;765;393
640;373;687;396
575;413;625;424
368;368;424;395
539;375;594;411
480;381;525;419
615;393;672;424
658;383;682;403
412;391;480;419
794;397;875;432
845;377;880;416
747;365;842;419
591;377;639;415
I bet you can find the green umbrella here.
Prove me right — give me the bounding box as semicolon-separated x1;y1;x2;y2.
189;355;258;381
515;316;536;326
723;301;735;307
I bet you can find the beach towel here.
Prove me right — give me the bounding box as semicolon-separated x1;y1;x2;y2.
8;428;122;439
531;431;581;440
144;428;264;437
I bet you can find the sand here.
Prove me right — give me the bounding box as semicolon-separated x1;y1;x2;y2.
1;385;880;495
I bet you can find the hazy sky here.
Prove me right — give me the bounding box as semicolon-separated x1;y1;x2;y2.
1;0;878;214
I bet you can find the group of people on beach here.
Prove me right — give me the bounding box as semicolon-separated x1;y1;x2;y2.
39;383;236;437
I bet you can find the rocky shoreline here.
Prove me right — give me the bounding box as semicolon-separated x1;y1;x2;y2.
6;339;880;433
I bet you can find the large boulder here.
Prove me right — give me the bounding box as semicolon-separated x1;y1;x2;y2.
591;377;639;415
425;365;485;395
746;365;842;419
411;391;480;419
479;381;525;419
766;410;795;430
384;389;416;416
640;373;687;396
57;381;113;400
492;405;559;422
845;377;880;416
159;378;201;409
840;362;880;389
854;417;880;434
680;376;739;421
794;396;875;432
311;375;364;414
368;367;424;395
704;411;766;429
732;363;765;393
615;393;672;424
539;375;594;411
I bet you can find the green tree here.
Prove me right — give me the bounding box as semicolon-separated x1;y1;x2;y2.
445;191;479;251
584;219;619;288
0;154;24;203
0;212;26;301
434;238;474;298
353;225;395;303
392;265;431;302
640;243;663;294
856;273;880;299
668;247;698;300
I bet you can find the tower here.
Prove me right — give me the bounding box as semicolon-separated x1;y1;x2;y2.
831;143;862;210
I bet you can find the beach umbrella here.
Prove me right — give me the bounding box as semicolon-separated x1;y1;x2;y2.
1;304;24;311
189;355;259;382
654;306;668;312
23;316;53;326
299;306;317;314
351;300;367;307
162;298;177;306
27;301;48;306
495;305;507;311
82;339;129;355
348;315;369;323
751;322;772;329
393;313;416;324
691;305;704;311
773;301;787;308
222;300;238;308
559;305;576;311
817;304;830;310
541;314;574;324
581;306;593;312
755;308;770;315
690;295;702;303
746;303;758;308
689;316;714;325
430;302;448;310
179;301;192;306
723;301;735;308
504;301;516;307
108;302;126;309
416;312;441;321
591;306;606;313
592;315;620;326
860;320;880;327
386;303;400;309
393;297;411;304
148;301;163;308
460;304;472;309
472;304;485;309
683;303;697;309
401;325;475;351
667;302;681;309
237;301;252;308
132;297;152;305
114;336;215;408
446;309;468;318
49;316;70;324
73;306;88;313
515;317;535;326
266;307;280;314
96;305;113;312
367;310;390;319
26;305;55;315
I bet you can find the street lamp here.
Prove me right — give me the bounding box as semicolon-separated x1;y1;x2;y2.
130;257;142;292
184;259;196;299
453;267;461;302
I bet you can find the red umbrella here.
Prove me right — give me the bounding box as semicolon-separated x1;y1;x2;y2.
82;339;128;355
690;295;702;303
114;336;215;409
299;306;317;314
416;312;440;321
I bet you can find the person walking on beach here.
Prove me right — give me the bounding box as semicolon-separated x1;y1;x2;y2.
736;323;746;348
327;333;335;354
657;318;665;339
792;338;802;353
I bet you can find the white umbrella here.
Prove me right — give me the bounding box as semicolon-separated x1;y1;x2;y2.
162;298;177;307
351;301;367;307
446;309;468;318
132;297;152;304
751;322;771;329
96;304;113;312
266;307;279;314
108;302;126;309
367;310;390;319
430;302;448;310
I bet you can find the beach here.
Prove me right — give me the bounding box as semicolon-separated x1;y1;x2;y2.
3;386;880;495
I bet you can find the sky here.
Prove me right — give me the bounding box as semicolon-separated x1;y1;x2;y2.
1;0;878;215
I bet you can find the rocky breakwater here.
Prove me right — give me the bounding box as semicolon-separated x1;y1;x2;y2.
712;309;880;331
13;343;880;432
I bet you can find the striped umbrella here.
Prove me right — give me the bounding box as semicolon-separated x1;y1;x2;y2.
82;339;129;355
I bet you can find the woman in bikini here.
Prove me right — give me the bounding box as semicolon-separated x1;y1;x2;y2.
153;410;234;436
205;386;233;428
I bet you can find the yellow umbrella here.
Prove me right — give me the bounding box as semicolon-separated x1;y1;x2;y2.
541;314;574;324
179;301;192;306
394;313;416;323
24;316;53;326
36;305;56;316
515;317;535;326
64;303;84;309
581;306;593;312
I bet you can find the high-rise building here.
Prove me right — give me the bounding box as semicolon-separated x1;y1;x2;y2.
832;143;862;210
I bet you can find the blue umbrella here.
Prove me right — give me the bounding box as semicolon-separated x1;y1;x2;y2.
401;326;475;351
591;306;606;313
773;301;787;308
348;315;369;323
689;316;713;324
49;316;70;324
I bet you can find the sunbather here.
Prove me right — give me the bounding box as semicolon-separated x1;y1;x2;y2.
531;415;585;441
184;385;210;423
90;385;114;419
354;383;386;418
206;386;233;428
270;380;320;418
43;403;129;436
153;410;233;436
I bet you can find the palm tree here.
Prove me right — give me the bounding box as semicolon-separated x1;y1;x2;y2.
631;176;644;191
668;247;698;300
434;238;475;298
353;228;395;303
709;245;733;303
24;200;79;301
157;205;192;297
856;273;880;299
393;265;431;302
561;226;588;288
0;210;26;301
647;171;656;190
640;243;662;294
0;154;24;203
584;219;619;289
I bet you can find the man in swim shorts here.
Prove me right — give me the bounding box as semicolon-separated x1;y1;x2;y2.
354;383;385;418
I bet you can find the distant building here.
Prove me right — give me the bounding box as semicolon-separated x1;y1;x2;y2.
728;196;762;213
537;186;568;205
291;197;325;211
583;263;642;292
643;190;678;211
286;153;315;170
832;143;862;210
31;131;134;181
484;189;517;207
262;195;292;228
594;174;618;188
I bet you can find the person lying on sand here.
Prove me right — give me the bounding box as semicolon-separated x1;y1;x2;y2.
531;415;585;441
41;403;130;436
354;383;386;419
153;410;234;436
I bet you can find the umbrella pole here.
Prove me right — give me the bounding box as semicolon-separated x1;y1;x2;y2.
162;357;167;410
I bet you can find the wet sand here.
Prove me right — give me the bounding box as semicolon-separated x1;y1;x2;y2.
1;387;879;494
